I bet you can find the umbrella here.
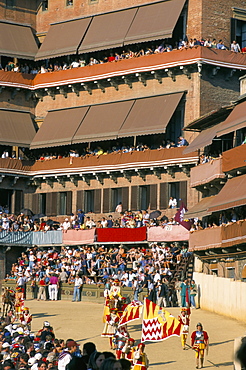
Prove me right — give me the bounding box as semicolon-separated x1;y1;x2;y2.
32;213;46;221
46;219;60;226
20;208;34;216
149;210;161;219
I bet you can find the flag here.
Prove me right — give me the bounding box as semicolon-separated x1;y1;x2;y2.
174;201;193;230
141;298;182;342
118;300;143;327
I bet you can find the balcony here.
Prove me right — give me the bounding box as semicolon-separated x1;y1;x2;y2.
0;148;197;181
190;157;225;188
222;145;246;174
0;225;191;247
0;230;62;246
1;47;246;95
189;220;246;253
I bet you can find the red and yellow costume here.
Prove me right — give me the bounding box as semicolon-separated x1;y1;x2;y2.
15;287;24;317
178;307;190;349
20;307;32;330
132;343;149;370
191;323;209;369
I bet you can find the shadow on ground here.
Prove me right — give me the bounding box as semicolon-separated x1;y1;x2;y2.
209;339;234;347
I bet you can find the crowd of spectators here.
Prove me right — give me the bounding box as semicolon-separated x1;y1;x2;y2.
0;36;245;76
36;136;188;162
0;315;129;370
0;207;181;233
191;206;246;232
5;240;191;306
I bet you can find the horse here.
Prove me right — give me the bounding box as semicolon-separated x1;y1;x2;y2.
1;287;15;317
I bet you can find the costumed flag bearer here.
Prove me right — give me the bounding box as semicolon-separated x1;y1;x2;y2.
191;322;209;369
178;307;190;350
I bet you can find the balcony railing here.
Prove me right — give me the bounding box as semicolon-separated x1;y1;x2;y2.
190;157;225;188
222;145;246;173
0;230;62;246
0;225;191;246
189;220;246;251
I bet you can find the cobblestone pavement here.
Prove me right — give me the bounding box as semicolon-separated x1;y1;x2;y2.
27;299;245;370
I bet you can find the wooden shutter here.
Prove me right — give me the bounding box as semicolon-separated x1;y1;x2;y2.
179;181;187;205
51;193;58;216
103;188;110;213
94;189;101;213
46;193;57;216
149;184;157;210
131;186;138;211
122;187;129;211
160;183;168;209
24;193;32;210
230;18;237;42
14;190;23;214
66;191;72;215
76;190;84;212
32;193;40;214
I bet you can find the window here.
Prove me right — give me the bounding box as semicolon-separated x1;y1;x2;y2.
39;194;46;215
168;182;180;205
6;0;15;7
89;0;98;3
166;108;184;144
111;188;122;212
42;0;48;11
139;186;150;210
66;0;73;6
231;12;246;49
59;192;67;215
85;190;94;213
227;267;235;279
211;269;218;276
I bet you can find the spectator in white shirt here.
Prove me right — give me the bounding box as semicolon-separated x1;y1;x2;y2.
169;197;177;209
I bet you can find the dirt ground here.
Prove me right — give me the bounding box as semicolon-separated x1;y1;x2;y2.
24;299;246;370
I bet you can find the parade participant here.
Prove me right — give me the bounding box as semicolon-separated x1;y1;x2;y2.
15;286;24;319
20;307;32;331
109;280;122;309
102;309;119;349
191;322;209;369
114;324;129;359
122;338;135;365
178;307;190;350
132;343;149;369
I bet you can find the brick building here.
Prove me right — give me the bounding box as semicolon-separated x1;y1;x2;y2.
0;0;246;224
183;73;246;280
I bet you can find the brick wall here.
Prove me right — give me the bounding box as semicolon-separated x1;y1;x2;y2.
30;170;198;217
187;0;246;47
0;0;37;28
0;90;35;114
36;0;163;34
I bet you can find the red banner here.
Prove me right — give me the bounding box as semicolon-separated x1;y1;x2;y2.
96;227;147;242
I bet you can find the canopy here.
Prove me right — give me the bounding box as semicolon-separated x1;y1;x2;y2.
35;17;92;60
0;22;38;60
185;196;215;219
30;107;89;149
217;101;246;137
31;92;183;149
72;100;134;144
0;109;36;147
183;124;223;154
208;174;246;213
79;8;137;54
118;92;183;138
124;0;186;45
